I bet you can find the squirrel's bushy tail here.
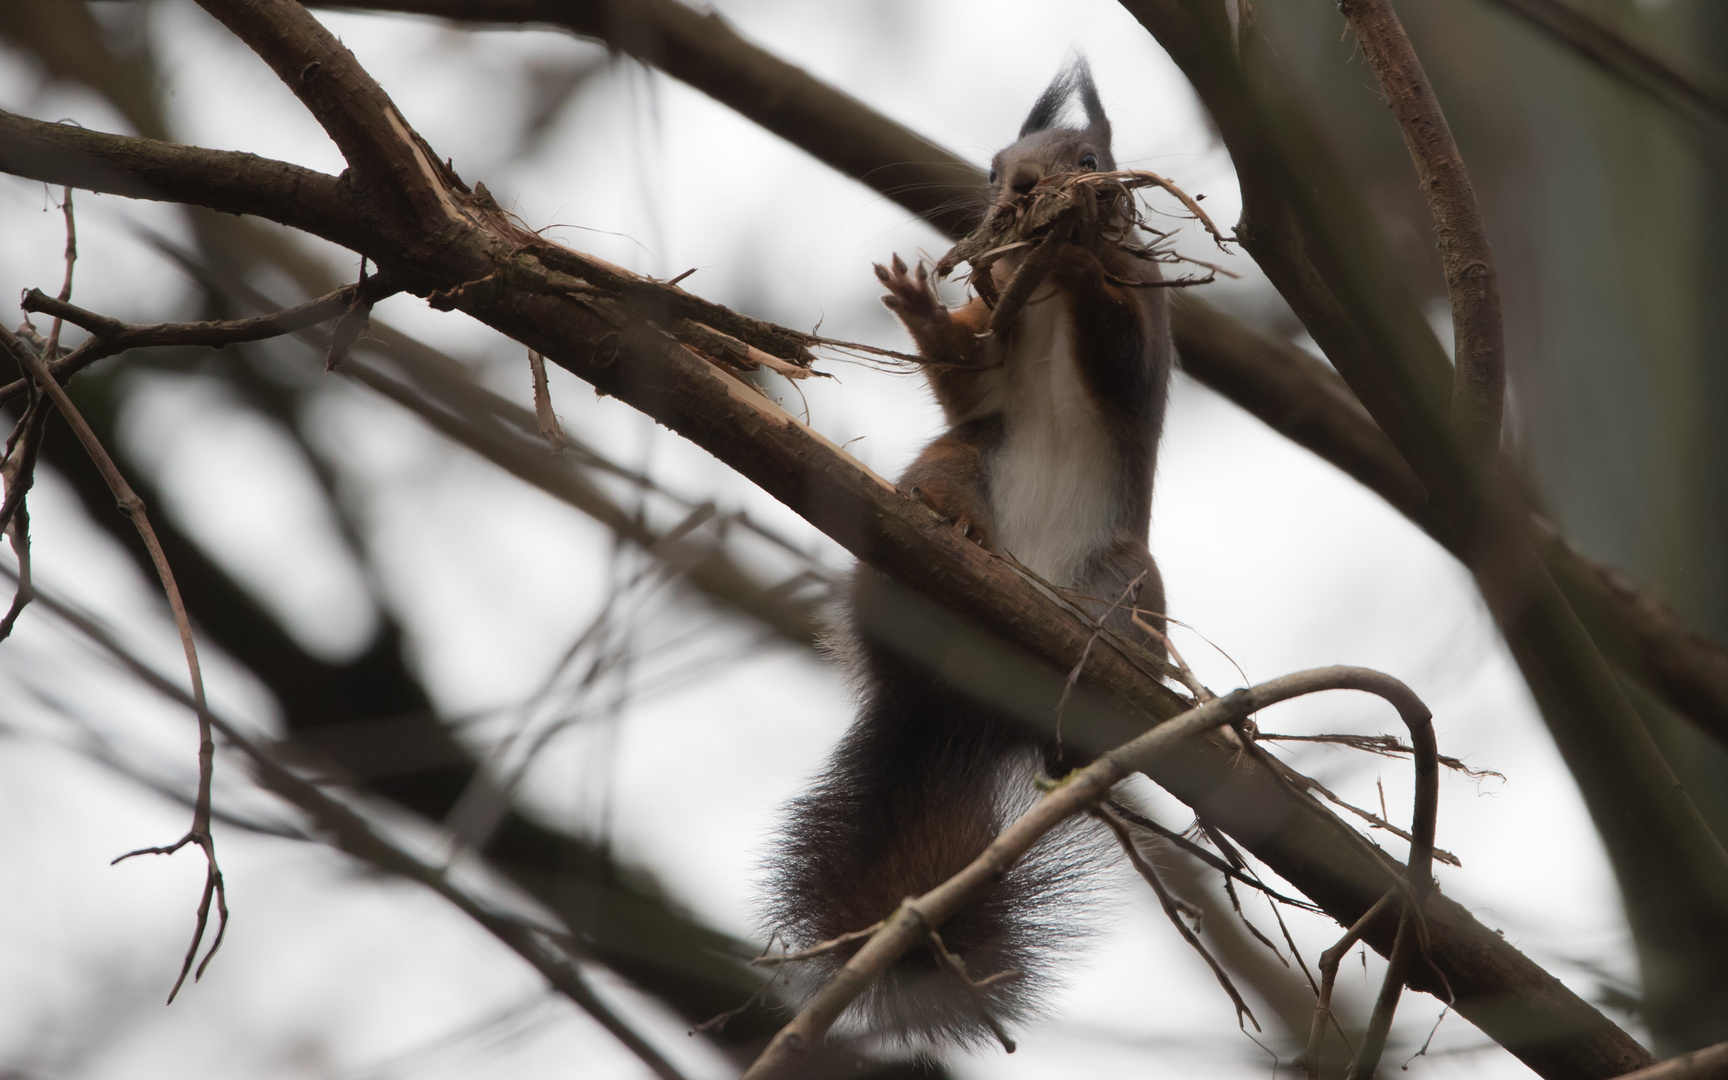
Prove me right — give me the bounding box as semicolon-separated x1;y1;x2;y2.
760;638;1110;1049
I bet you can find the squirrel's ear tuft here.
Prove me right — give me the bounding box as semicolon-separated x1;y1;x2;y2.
1018;55;1109;139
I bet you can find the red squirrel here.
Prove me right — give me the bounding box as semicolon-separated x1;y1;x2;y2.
762;59;1173;1048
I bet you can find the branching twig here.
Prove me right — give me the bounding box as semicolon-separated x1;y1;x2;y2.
12;570;694;1080
742;666;1433;1079
4;275;400;406
1;322;225;1003
922;923;1020;1053
1305;891;1395;1080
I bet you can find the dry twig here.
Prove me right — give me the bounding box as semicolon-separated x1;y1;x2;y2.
1;321;225;1003
1095;804;1262;1033
14;570;694;1080
742;666;1434;1079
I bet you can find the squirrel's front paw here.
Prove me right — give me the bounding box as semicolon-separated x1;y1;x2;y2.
875;254;945;329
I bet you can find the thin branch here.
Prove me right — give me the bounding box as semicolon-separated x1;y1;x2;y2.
1095;805;1261;1033
0;322;224;1003
1339;0;1505;462
742;667;1433;1079
1104;799;1320;912
5;276;400;406
44;186;77;357
921;924;1019;1053
1305;891;1395;1080
0;395;50;642
12;571;695;1080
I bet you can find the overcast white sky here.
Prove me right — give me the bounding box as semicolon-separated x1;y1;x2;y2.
0;2;1639;1077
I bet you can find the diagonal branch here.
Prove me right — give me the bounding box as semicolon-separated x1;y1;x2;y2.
194;0;457;235
299;0;1728;756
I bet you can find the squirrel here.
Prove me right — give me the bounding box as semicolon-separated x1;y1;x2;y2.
761;58;1174;1049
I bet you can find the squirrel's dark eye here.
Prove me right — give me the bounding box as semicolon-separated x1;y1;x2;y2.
1079;153;1099;171
988;167;998;185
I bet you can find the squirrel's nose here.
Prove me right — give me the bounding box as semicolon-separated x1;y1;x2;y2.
1008;163;1042;195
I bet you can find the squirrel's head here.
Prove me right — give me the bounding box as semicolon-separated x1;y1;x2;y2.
987;57;1115;209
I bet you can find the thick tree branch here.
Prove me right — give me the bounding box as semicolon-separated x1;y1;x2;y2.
301;0;1728;754
0;109;372;249
195;0;460;237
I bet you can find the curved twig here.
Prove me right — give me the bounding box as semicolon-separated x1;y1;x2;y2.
2;323;224;1003
741;666;1433;1079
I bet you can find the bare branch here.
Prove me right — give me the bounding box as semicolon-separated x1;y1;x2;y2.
0;23;1655;1071
743;667;1432;1079
5;276;400;406
1609;1040;1728;1080
0;108;371;248
0;322;224;1003
1339;0;1505;462
1095;805;1261;1033
194;0;457;234
1305;891;1394;1080
33;581;696;1080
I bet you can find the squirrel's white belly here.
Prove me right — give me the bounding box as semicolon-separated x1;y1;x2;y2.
986;294;1120;588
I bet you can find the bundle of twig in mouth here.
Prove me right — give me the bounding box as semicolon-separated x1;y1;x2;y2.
932;168;1232;338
